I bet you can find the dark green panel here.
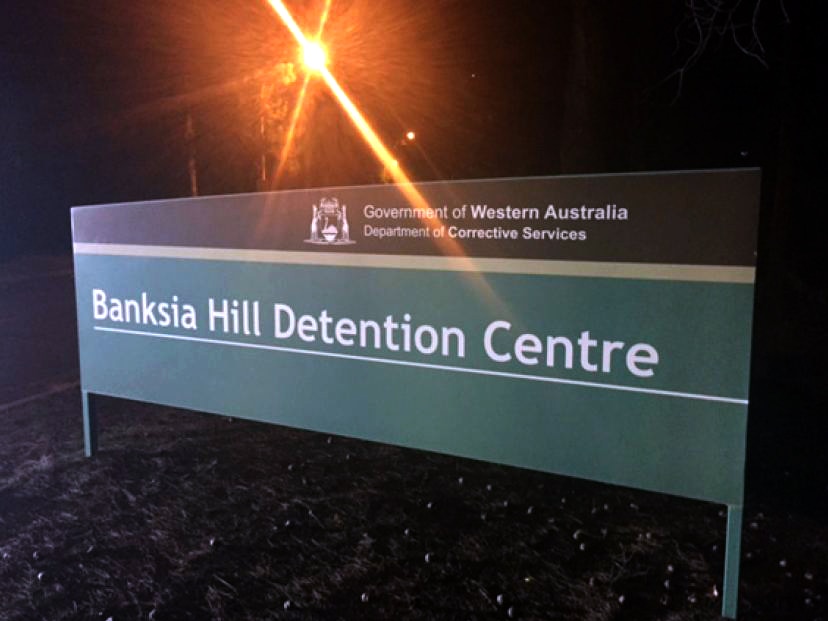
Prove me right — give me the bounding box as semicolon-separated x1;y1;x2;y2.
75;254;750;504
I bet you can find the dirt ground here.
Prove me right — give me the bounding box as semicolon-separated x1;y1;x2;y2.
1;258;826;620
0;392;825;620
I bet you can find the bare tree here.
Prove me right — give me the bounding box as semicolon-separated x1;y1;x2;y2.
666;0;790;100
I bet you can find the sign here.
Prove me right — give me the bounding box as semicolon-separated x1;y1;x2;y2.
72;169;759;617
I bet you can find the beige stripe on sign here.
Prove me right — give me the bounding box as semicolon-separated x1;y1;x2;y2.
73;243;755;284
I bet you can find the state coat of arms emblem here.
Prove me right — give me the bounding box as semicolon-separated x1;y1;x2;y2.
305;197;355;245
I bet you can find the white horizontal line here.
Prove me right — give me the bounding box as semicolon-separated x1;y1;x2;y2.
93;326;748;405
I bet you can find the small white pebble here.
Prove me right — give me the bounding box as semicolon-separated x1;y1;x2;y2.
779;559;787;568
486;484;492;492
579;542;586;551
287;464;294;471
712;584;719;598
663;579;670;589
480;512;487;521
209;537;216;546
526;506;534;515
457;477;464;485
805;597;813;607
645;532;652;539
404;528;411;537
496;593;505;605
361;592;369;603
666;564;675;574
425;553;432;563
618;594;625;604
502;500;509;508
629;503;638;510
561;497;566;504
804;572;814;581
687;594;697;604
600;528;608;537
326;436;332;444
603;503;609;511
426;501;433;510
507;606;515;618
283;600;291;610
37;571;45;581
572;530;582;540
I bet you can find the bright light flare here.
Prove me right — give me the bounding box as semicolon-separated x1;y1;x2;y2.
406;131;415;141
266;0;431;214
265;0;510;319
272;0;332;186
303;41;327;72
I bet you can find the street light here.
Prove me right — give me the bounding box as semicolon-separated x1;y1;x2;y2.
302;41;328;73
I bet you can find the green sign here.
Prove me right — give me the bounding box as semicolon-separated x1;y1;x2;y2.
72;170;759;617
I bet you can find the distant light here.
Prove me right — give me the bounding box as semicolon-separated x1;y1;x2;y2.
406;131;416;141
303;41;327;73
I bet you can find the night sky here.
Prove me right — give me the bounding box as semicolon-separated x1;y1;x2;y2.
3;1;822;262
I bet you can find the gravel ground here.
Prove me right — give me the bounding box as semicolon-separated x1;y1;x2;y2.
0;392;826;620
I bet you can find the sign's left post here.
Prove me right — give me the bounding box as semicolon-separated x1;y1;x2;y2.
82;390;98;457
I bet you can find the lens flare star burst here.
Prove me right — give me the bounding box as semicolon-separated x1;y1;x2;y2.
273;0;332;186
264;0;431;215
263;0;506;319
302;41;328;72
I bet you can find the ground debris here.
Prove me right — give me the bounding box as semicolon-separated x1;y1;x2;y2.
0;394;825;620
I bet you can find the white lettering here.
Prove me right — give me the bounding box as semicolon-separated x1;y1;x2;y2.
273;303;295;338
626;343;659;377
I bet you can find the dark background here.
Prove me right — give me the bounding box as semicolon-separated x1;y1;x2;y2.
2;0;826;515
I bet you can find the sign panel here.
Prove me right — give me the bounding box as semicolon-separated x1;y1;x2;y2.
72;169;759;617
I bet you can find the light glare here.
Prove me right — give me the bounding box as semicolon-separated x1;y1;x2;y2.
303;41;327;72
264;0;510;319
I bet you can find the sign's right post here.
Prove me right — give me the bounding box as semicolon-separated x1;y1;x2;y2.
724;505;744;617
